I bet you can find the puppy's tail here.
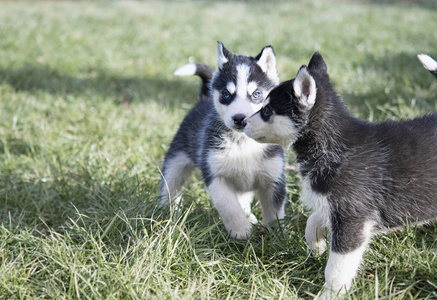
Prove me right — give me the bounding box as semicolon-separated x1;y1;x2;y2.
418;54;437;78
174;63;214;101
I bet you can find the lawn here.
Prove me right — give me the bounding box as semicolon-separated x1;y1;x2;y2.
0;0;437;299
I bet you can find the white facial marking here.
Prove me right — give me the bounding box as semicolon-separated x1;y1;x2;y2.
263;97;270;107
244;113;299;148
213;89;225;117
213;61;275;132
247;81;258;96
226;82;236;94
214;64;266;132
236;64;250;98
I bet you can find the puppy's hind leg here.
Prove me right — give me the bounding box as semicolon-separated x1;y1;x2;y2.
305;211;328;256
208;177;253;240
257;180;286;228
160;151;195;207
319;218;374;299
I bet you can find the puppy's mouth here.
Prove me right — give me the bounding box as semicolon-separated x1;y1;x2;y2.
229;114;248;132
244;128;267;142
253;136;267;142
231;124;245;132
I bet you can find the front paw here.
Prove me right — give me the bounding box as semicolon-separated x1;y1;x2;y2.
316;285;346;300
227;221;253;240
247;213;258;224
316;290;332;300
307;239;327;256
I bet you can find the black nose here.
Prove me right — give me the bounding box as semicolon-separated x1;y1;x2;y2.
232;114;246;126
241;119;247;127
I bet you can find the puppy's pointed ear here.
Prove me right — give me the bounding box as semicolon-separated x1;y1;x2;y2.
217;41;233;69
308;51;328;75
256;46;279;83
293;66;316;109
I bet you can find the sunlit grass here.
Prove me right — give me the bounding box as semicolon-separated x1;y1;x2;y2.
0;1;436;299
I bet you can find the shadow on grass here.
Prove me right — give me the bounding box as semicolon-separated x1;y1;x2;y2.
0;159;326;297
0;165;162;238
0;64;201;108
324;0;437;11
2;164;437;298
2;52;437;298
3;50;436;112
358;0;437;10
0;138;40;156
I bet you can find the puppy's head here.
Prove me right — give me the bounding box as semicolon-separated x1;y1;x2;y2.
211;41;279;132
244;52;327;148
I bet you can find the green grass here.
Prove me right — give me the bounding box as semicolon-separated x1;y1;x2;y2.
0;0;437;299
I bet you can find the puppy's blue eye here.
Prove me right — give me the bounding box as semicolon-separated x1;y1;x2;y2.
223;91;231;99
220;90;233;105
252;91;261;99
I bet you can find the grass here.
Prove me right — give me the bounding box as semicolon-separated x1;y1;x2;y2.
0;0;437;299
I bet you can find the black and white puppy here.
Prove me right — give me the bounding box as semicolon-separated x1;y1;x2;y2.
244;52;437;298
160;42;287;240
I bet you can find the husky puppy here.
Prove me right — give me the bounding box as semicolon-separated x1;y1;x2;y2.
160;42;286;240
243;52;437;298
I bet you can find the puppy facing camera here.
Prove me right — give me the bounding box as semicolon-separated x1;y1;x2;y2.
160;42;286;240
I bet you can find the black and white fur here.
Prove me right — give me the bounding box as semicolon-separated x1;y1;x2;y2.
418;53;437;78
160;42;287;240
244;52;437;298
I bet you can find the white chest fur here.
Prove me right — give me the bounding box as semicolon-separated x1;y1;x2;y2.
207;134;282;192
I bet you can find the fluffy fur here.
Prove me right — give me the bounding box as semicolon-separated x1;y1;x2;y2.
244;52;437;298
160;42;286;240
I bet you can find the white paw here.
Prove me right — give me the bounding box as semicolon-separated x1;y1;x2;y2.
247;213;258;224
262;218;283;230
159;194;182;209
316;286;345;300
308;239;327;256
316;290;330;300
228;221;252;240
316;290;331;300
